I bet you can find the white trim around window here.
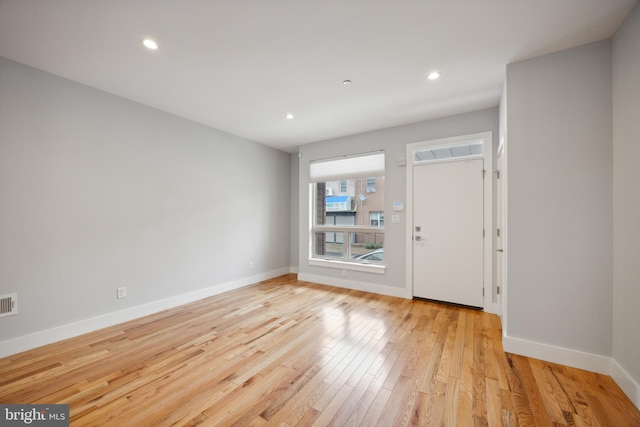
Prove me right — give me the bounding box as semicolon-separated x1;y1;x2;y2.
310;225;385;271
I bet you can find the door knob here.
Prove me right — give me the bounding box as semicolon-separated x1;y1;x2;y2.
415;236;422;241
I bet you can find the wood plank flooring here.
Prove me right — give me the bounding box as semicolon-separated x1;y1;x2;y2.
1;274;638;426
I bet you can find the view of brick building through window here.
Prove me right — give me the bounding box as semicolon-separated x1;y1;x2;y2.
315;177;384;262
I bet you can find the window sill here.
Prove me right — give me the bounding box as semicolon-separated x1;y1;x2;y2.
308;258;386;274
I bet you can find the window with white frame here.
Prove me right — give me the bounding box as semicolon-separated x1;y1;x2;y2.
366;177;376;193
370;211;384;227
310;152;385;267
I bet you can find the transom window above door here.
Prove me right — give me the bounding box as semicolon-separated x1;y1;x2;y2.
413;139;483;164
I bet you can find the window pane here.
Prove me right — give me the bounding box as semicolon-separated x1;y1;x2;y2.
369;211;384;227
351;232;384;263
310;155;385;267
366;177;376;193
414;140;483;164
315;232;345;260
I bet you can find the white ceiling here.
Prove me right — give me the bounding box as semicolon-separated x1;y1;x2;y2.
0;1;636;153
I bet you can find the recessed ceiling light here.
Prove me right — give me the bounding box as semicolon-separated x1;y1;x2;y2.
142;39;158;50
428;71;441;80
343;80;352;85
285;113;294;119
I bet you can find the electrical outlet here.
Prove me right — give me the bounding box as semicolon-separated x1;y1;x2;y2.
342;269;347;277
249;261;254;269
117;287;127;299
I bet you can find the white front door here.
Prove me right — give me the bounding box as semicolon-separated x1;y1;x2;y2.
412;158;484;307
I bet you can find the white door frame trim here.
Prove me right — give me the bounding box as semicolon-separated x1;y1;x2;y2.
405;131;497;313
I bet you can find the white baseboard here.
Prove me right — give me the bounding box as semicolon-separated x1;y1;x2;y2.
610;359;640;410
298;273;411;299
502;335;611;375
503;335;640;410
0;268;290;359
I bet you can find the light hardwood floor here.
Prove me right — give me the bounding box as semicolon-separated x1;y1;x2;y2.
1;274;638;426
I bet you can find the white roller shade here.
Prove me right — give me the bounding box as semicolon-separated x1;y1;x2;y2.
309;152;385;183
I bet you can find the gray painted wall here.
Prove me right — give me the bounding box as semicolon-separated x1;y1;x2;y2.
297;108;498;293
612;3;640;386
498;82;508;318
505;40;613;356
289;153;299;271
0;57;291;341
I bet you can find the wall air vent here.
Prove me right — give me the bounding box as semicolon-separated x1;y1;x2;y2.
0;293;17;318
